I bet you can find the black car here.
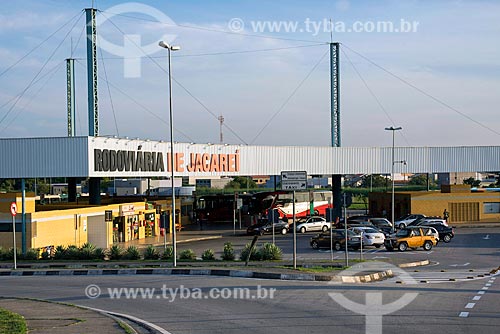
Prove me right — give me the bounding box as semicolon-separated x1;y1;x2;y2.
420;223;455;243
246;220;289;236
310;229;361;251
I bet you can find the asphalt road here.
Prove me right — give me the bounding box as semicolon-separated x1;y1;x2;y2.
0;273;498;334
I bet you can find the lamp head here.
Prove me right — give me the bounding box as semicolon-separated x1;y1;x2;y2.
159;41;180;51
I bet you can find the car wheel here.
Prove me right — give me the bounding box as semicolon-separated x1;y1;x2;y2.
398;223;406;229
281;228;287;235
423;240;433;251
375;244;381;248
311;241;319;249
398;242;408;252
322;225;328;232
443;234;452;243
334;242;342;251
300;227;306;233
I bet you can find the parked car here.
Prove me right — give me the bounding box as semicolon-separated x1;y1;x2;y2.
310;229;361;250
420;226;440;242
349;226;386;248
414;218;449;227
296;216;331;233
384;226;438;252
420;223;455;243
246;220;289;236
395;214;426;229
367;218;394;235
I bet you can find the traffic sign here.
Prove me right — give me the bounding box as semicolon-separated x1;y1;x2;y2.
281;171;307;190
10;202;17;216
281;171;307;181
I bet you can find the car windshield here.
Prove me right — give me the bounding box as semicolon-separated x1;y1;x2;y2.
396;229;411;237
362;228;379;234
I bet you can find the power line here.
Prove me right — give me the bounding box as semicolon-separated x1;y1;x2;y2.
99;11;249;144
0;11;85;128
340;48;411;146
98;10;328;44
74;60;195;143
0;10;84;79
92;43;326;59
342;43;500;137
250;48;329;144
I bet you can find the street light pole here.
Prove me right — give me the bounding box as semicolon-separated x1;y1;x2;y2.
159;41;180;267
385;126;402;233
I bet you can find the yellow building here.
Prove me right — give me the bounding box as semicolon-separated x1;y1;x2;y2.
0;193;181;250
369;185;500;223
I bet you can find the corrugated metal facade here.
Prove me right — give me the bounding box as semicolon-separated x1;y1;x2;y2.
0;136;499;178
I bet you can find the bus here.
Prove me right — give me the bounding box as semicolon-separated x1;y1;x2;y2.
195;190;333;224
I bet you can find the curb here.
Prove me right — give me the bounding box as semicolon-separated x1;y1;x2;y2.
399;260;430;268
0;267;393;283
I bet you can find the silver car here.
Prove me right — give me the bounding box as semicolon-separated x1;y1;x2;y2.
296;216;331;233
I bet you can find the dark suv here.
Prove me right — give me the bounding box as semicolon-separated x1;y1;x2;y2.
310;229;361;251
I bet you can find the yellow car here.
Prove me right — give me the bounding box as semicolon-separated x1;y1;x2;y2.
384;227;438;252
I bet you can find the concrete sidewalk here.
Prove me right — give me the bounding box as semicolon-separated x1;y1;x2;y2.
0;298;129;334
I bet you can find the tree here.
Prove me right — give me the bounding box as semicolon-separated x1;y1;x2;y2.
408;174;435;186
224;176;257;190
463;177;481;187
360;175;389;188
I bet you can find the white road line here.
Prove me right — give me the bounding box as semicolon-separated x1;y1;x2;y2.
459;312;469;318
478;291;486;295
485;283;492;286
473;296;481;301
465;303;476;309
481;287;489;290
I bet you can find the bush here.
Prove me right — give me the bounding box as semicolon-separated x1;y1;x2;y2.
179;249;196;260
221;242;235;261
65;245;80;260
259;243;282;261
53;245;66;260
109;245;124;260
143;245;160;260
161;246;174;260
240;243;261;261
201;249;215;261
123;246;141;260
20;248;39;261
94;248;107;260
80;243;96;260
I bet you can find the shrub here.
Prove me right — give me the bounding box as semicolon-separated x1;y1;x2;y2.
161;246;174;260
221;242;235;261
201;249;215;261
80;243;96;260
123;246;141;260
65;245;80;260
239;243;261;261
54;245;66;260
94;248;107;260
109;245;124;260
259;243;282;261
143;245;160;260
179;249;196;260
21;248;39;261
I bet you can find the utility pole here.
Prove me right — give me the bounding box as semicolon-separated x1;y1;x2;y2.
330;42;342;221
218;115;224;144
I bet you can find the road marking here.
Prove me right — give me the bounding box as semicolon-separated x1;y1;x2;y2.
485;283;492;287
481;287;489;290
483;235;490;240
488;280;494;283
450;263;470;267
459;312;469;318
477;291;486;295
465;303;475;309
472;296;481;301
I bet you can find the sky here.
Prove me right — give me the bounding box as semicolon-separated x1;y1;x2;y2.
0;0;499;148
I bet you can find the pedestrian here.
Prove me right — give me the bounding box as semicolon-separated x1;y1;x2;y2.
443;209;449;222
